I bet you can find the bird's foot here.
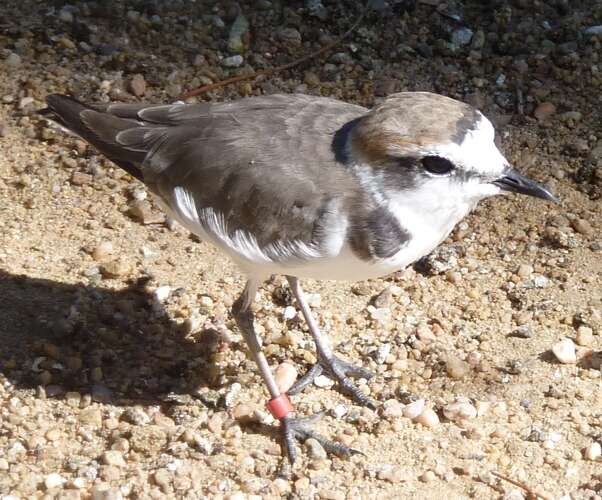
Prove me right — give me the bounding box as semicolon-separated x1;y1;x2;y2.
288;354;376;409
280;412;362;464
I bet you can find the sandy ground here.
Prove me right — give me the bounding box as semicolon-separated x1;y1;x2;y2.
0;1;601;499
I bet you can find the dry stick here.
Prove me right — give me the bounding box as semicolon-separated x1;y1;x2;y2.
491;471;554;500
180;6;369;99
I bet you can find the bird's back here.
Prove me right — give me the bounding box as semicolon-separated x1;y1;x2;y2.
44;94;372;274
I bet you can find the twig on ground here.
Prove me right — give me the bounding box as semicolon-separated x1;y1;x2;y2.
180;5;369;99
491;471;554;500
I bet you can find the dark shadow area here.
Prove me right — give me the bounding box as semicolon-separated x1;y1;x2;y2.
0;269;231;405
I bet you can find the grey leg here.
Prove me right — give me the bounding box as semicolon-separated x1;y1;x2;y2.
286;276;376;409
232;279;280;398
232;279;359;464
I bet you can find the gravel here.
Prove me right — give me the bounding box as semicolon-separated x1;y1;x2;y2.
0;0;601;498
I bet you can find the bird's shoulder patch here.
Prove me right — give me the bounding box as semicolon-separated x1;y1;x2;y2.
349;205;410;261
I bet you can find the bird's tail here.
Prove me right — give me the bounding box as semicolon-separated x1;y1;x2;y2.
41;94;145;181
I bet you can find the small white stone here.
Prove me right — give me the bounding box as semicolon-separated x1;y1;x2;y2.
415;408;439;428
332;404;348;418
72;477;86;488
475;401;490;417
443;401;477;422
283;306;297;320
305;293;321;308
222;55;243;67
274;362;297;393
383;399;404;418
140;246;159;258
584;442;601;461
131;189;147;201
402;399;425;419
199;295;214;312
153;285;171;302
370;307;391;323
552;338;577;364
102;450;126;467
313;374;334;388
376;343;391;364
45;473;64;489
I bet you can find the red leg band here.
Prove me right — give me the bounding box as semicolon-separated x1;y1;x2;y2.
267;394;294;419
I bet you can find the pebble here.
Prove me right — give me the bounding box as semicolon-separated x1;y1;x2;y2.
233;403;255;422
332;404;348;418
153;285;171;302
199;295;214;312
71;171;93;185
278;27;302;46
378;466;411;483
552;338;577;364
516;264;533;278
443;400;477;422
575;326;594;347
583;25;602;36
304;71;320;87
304;438;327;460
402;399;425;419
383;399;404;418
283;306;296;320
445;355;470;379
79;407;102;427
559;111;583;123
44;472;64;489
584;442;601;461
451;28;473;47
274;362;297;393
122;407;151;426
370;307;391;323
6;52;22;67
415;408;439;428
91;486;123;500
19;96;34;110
513;324;533;339
228;13;249;53
571;218;593;237
373;287;393;307
92;242;113;261
305;293;321;308
307;0;328;20
129;74;147;97
419;470;436;482
376;343;391;364
153;468;171;490
314;374;334;388
534;102;556;121
99;259;130;278
222;55;244;68
102;450;126;467
128;200;164;224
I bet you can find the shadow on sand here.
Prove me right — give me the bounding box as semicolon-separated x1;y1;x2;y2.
0;269;234;407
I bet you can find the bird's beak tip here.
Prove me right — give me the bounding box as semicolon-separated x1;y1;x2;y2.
493;168;559;204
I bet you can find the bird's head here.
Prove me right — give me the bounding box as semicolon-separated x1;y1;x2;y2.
347;92;557;209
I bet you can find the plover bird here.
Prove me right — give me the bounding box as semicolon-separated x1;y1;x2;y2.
43;92;557;463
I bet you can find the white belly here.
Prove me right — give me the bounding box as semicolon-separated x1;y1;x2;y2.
156;187;471;281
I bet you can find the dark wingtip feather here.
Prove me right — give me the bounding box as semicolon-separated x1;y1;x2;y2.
41;94;145;182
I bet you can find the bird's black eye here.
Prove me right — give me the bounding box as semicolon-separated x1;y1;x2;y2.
421;155;455;175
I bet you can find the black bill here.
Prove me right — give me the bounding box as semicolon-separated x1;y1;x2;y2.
493;168;559;203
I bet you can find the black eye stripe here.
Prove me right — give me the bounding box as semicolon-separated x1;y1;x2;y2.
421;155;455;175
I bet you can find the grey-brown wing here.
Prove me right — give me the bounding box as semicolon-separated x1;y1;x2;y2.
115;95;368;256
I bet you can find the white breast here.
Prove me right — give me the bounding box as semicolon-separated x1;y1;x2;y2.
156;185;472;282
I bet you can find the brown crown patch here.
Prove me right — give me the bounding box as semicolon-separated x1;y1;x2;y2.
349;92;480;165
